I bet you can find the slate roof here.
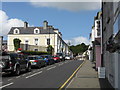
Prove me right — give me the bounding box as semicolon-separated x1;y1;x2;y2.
8;27;57;34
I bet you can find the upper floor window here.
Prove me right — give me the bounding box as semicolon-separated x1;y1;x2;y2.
14;28;19;34
34;38;38;45
34;28;39;34
47;38;50;45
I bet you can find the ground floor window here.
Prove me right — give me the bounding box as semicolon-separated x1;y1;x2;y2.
34;49;38;51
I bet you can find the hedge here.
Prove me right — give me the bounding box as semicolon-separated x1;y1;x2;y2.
21;51;48;55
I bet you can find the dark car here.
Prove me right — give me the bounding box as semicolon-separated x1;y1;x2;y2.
0;53;31;76
27;55;47;68
56;53;65;61
40;55;55;65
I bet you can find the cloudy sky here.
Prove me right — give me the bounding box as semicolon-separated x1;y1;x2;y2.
0;1;101;45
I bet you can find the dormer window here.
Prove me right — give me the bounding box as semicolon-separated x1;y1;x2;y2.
14;28;19;34
34;28;39;34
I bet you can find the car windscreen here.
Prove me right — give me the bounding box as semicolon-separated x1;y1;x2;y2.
28;57;36;60
56;53;63;56
41;56;48;59
36;56;42;60
53;56;58;58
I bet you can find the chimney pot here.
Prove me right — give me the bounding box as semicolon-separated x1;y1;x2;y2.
43;20;48;29
24;21;28;28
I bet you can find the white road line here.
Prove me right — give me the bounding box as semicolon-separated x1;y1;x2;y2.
8;79;12;81
0;82;14;88
16;76;21;78
47;66;56;71
59;63;63;66
25;71;42;79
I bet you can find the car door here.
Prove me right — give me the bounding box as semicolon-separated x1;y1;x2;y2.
38;56;44;66
18;55;26;69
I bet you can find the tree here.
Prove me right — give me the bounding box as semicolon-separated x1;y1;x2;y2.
47;45;54;55
70;43;89;56
13;38;21;51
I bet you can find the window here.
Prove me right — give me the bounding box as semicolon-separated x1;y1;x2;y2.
34;49;38;51
34;28;39;34
14;28;19;34
47;38;50;45
25;40;28;44
113;14;120;35
35;30;38;33
34;38;38;45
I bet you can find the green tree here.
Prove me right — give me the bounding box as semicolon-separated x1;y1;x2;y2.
70;43;89;56
13;38;21;51
47;45;54;55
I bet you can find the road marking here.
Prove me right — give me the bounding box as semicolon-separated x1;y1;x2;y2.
59;60;86;90
66;77;75;88
8;79;13;81
25;71;42;79
47;66;56;71
59;63;63;66
16;76;21;78
0;82;14;88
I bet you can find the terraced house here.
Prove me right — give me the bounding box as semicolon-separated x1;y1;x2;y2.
7;21;71;55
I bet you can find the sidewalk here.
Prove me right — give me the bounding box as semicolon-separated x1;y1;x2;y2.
66;60;114;89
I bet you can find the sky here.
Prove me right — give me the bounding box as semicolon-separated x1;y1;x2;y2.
0;1;101;45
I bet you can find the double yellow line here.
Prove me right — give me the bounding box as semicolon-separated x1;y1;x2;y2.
59;60;86;90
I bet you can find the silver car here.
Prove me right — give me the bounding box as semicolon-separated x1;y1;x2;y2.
27;55;47;68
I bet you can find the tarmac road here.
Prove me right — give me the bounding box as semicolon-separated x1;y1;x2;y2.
1;60;83;89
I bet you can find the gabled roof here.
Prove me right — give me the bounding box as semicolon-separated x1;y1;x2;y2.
8;27;57;34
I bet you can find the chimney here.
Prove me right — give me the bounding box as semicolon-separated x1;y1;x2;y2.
43;20;48;29
24;21;28;28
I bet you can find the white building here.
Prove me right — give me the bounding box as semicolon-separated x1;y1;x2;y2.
88;11;102;70
8;21;71;55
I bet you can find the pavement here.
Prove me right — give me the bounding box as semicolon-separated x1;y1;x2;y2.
66;59;114;90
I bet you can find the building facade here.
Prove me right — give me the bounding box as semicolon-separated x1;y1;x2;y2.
8;21;71;55
102;1;120;89
88;11;102;70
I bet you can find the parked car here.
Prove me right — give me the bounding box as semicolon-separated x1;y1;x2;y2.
52;55;61;63
27;55;46;68
65;55;71;60
40;55;55;65
0;53;31;76
56;53;65;61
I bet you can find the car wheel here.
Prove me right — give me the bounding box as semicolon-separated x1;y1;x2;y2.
44;62;47;67
38;65;41;69
15;66;20;76
26;64;31;72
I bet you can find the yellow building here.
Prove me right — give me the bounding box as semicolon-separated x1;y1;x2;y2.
8;21;70;55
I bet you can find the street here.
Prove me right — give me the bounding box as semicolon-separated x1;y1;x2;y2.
1;60;83;89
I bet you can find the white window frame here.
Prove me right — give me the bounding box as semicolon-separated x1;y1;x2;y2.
34;28;39;34
14;28;19;34
34;38;39;45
